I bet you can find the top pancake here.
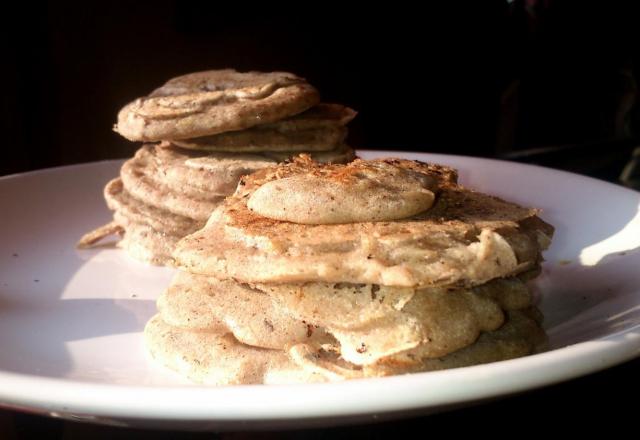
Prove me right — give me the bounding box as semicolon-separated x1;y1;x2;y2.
174;156;554;287
115;69;320;142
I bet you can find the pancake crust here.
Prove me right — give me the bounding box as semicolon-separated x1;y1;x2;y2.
156;272;532;366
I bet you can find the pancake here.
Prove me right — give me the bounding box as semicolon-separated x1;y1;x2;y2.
371;307;547;374
333;287;503;365
144;307;546;384
171;104;357;152
144;315;327;385
157;272;528;366
115;69;320;142
153;142;355;199
174;156;554;287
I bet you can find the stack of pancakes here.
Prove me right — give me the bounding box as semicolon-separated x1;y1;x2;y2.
79;70;356;265
144;156;554;384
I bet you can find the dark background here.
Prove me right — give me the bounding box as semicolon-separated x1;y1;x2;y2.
1;1;639;180
1;0;639;437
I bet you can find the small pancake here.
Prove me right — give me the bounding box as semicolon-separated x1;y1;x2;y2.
115;69;320;142
120;144;355;216
172;104;356;152
174;276;506;366
82;147;353;266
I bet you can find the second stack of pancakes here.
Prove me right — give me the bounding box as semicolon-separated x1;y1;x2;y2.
80;69;356;265
145;156;554;384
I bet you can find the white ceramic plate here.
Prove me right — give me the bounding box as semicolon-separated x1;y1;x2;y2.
1;151;639;430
